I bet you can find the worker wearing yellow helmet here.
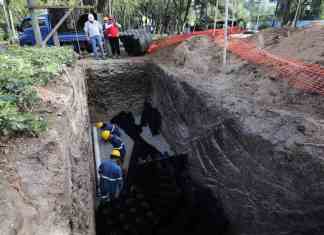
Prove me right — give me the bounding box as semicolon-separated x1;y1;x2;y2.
96;121;121;137
111;148;121;158
100;130;126;161
98;148;123;200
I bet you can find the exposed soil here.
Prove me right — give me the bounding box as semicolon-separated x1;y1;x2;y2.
85;58;151;123
0;63;95;235
254;26;324;65
250;27;301;48
153;36;324;123
150;36;324;235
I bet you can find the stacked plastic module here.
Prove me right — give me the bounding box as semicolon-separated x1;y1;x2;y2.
96;156;186;235
96;109;229;235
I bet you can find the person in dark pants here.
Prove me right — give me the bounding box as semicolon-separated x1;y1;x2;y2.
99;149;123;201
104;16;121;58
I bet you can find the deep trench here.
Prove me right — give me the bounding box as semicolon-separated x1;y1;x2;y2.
86;61;230;235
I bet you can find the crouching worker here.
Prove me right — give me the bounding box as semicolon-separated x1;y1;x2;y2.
99;149;123;201
101;130;126;161
96;122;122;137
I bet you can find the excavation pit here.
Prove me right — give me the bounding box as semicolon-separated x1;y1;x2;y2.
86;59;230;235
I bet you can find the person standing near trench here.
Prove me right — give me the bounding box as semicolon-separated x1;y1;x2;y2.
104;16;122;58
84;14;105;59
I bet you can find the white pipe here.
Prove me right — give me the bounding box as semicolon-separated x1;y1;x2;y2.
92;127;101;184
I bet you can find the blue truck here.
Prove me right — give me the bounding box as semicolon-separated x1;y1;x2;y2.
19;11;91;51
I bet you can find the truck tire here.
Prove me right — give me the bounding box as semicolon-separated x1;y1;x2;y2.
119;29;153;56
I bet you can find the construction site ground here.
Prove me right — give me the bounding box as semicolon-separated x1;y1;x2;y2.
1;25;324;235
256;25;324;65
152;31;324;130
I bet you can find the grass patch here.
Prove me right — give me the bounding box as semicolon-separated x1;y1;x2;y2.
0;46;75;137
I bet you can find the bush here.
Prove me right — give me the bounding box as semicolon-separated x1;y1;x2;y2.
0;46;75;136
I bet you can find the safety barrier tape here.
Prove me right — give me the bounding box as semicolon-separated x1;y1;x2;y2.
147;27;241;53
224;39;324;95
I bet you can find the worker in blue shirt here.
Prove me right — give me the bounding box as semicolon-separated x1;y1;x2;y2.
101;130;126;161
99;149;123;200
96;122;122;137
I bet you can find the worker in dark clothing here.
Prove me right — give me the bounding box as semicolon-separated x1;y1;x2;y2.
99;149;123;201
96;122;122;137
101;130;126;161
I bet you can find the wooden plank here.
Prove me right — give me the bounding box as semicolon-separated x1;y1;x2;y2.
41;8;74;47
53;31;60;46
92;127;101;185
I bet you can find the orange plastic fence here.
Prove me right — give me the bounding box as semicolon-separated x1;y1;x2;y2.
148;27;324;96
147;27;241;53
224;39;324;96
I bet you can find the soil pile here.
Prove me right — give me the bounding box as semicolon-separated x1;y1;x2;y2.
258;26;324;65
251;27;301;47
153;36;324;121
151;36;324;235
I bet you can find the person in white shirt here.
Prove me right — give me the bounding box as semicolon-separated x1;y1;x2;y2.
84;14;105;59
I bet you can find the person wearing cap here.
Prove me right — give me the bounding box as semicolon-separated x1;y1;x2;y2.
99;149;123;201
101;130;126;161
104;16;122;58
84;13;105;59
95;122;122;137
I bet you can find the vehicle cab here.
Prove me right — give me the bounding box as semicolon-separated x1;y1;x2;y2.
19;15;51;46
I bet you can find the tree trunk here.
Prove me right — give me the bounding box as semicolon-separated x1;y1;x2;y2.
292;0;302;27
26;0;43;46
183;0;192;27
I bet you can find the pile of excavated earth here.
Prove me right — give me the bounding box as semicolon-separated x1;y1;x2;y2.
150;27;324;235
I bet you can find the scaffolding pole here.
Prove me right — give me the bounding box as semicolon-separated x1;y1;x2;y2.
223;0;229;66
213;0;219;35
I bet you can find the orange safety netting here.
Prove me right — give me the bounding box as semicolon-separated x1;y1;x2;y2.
147;27;241;53
219;37;324;96
147;27;324;96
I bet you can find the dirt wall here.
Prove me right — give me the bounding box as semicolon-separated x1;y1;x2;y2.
0;63;95;235
150;37;324;235
86;59;151;123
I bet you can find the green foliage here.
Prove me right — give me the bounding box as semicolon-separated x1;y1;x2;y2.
0;46;75;136
0;100;46;136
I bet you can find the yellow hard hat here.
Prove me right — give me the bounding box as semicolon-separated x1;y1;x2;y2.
96;122;104;129
103;16;109;21
101;130;111;141
111;149;121;158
